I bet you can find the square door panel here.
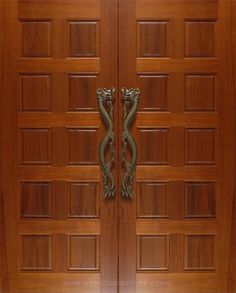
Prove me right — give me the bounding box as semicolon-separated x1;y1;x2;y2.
67;21;99;57
68;75;97;111
138;129;169;164
20;129;52;164
185;182;216;218
67;182;99;218
21;182;52;218
138;236;169;271
185;75;216;111
138;21;169;57
67;129;98;164
185;235;217;271
185;129;216;164
185;21;215;57
139;75;168;111
67;235;99;270
20;21;52;57
20;235;52;271
137;182;169;218
20;74;51;111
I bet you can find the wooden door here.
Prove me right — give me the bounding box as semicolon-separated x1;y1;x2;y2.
119;1;235;293
0;1;118;293
1;1;236;293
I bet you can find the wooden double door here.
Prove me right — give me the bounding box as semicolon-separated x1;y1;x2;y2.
0;0;236;292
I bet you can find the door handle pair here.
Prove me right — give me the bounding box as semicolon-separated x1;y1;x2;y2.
97;88;140;199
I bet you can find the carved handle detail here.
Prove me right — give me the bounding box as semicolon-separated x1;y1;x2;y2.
97;88;116;199
121;88;140;199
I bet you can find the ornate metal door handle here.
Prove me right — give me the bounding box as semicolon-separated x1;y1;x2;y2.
121;88;140;199
97;88;116;199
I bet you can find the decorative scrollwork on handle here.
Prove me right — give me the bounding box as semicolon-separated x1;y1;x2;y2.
121;88;140;199
97;88;116;199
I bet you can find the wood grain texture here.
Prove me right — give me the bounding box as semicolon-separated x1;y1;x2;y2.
136;273;218;293
17;58;100;73
138;21;169;57
18;220;100;234
229;0;236;291
137;182;169;218
20;182;52;218
137;58;219;73
20;21;52;57
185;21;216;57
137;235;169;271
67;21;99;57
19;0;100;19
184;234;217;271
185;182;216;218
68;235;99;270
68;75;98;111
67;182;99;218
139;75;168;111
121;0;235;291
136;220;218;234
1;0;118;292
0;0;8;291
1;2;20;292
136;0;218;19
20;235;53;271
185;74;216;111
119;1;138;293
11;273;101;293
19;74;52;111
0;0;235;292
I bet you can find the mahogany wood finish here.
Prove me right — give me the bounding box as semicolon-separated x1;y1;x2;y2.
0;1;118;293
0;1;8;292
0;1;236;293
229;1;236;292
119;1;235;293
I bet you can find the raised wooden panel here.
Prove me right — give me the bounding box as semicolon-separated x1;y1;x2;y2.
138;129;169;165
67;182;99;218
20;235;52;271
185;74;216;111
20;129;52;164
67;21;99;57
185;182;216;218
20;21;52;57
185;21;216;57
138;21;169;57
139;75;168;111
138;236;169;271
20;182;52;218
185;234;217;271
67;129;98;165
137;182;169;218
67;235;99;271
185;128;216;164
20;74;51;111
68;75;97;111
